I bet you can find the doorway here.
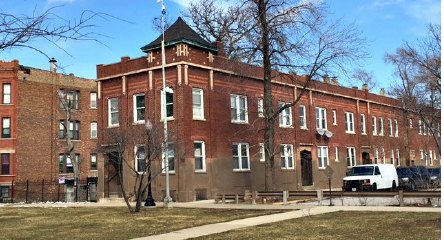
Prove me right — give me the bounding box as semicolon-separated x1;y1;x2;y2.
300;150;313;186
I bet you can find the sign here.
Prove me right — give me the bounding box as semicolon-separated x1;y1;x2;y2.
324;165;334;178
59;177;65;184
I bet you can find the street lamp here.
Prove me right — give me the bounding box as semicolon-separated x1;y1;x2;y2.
144;120;156;207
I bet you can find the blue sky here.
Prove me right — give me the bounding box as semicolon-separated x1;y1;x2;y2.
0;0;441;93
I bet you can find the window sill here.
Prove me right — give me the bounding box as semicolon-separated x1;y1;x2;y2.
279;125;293;128
193;118;206;121
233;169;250;172
231;121;249;125
194;170;207;173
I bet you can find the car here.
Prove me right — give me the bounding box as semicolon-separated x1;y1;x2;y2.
428;167;441;188
343;164;398;191
396;166;429;191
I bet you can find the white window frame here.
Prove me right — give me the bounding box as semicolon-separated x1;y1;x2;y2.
372;116;377;135
230;94;248;123
334;146;339;162
418;120;423;135
317;146;329;169
345;112;355;133
332;110;337;125
233;143;250;171
419;149;424;159
194;141;206;172
90;154;97;171
390;149;395;164
258;98;264;117
259;143;265;162
192;88;204;119
161;88;174;119
429;150;433;166
379;117;384;136
133;94;145;123
300;105;307;129
279;102;292;127
360;114;366;135
316;107;327;130
374;148;379;164
108;98;119;127
90;122;97;139
135;145;146;174
396;149;400;166
381;148;386;164
346;147;356;167
90;92;97;109
162;143;175;173
388;119;393;137
394;119;398;137
280;144;294;169
3;83;11;104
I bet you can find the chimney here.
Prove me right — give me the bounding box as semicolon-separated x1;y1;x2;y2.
49;58;57;73
380;88;386;96
322;75;330;83
331;77;338;85
362;83;369;91
212;40;226;57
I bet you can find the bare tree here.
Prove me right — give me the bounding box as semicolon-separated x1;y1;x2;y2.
349;69;377;91
385;23;441;155
0;4;110;58
185;0;367;190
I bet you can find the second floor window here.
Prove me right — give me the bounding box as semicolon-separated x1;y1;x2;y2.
388;119;393;136
161;89;174;119
90;122;97;139
192;88;204;119
69;121;80;140
90;92;97;109
134;94;145;123
372;116;377;135
108;98;119;126
345;112;354;133
59;89;80;110
2;84;11;104
394;119;399;137
360;114;366;134
1;153;9;175
279;102;292;127
90;154;97;170
230;94;248;123
316;107;327;130
258;98;264;117
300;105;307;129
194;141;206;171
2;117;10;138
379;117;384;136
59;154;76;173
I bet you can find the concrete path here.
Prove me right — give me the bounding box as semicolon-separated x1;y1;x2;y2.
132;201;441;240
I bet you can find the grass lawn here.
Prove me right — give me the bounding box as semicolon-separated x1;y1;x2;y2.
0;207;440;240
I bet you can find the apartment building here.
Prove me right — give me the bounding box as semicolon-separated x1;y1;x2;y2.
0;59;98;202
96;18;440;202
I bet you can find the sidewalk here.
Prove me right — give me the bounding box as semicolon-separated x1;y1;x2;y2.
132;200;441;240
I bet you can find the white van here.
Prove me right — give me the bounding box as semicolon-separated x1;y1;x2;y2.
343;164;398;191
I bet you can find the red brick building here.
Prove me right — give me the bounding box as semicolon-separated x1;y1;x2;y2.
0;59;98;202
96;18;440;202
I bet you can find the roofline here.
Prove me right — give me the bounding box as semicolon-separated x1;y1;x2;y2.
141;38;219;53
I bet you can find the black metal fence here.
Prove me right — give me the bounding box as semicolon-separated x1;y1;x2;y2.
2;179;97;203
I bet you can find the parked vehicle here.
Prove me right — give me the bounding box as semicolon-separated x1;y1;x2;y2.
428;167;441;188
343;164;398;191
396;166;429;191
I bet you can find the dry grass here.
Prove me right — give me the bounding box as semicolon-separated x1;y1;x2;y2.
0;207;285;239
193;211;441;240
0;207;440;240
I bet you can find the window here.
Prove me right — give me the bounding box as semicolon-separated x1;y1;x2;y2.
429;150;433;166
381;148;386;164
161;89;174;119
192;88;204;119
394;119;398;137
280;144;294;169
388;119;393;136
378;117;384;135
345;112;355;133
332;110;337;125
418;120;423;135
162;143;175;173
1;153;9;175
1;186;9;199
90;154;97;170
259;143;265;162
59;154;74;173
108;98;119;126
90;92;97;109
374;148;379;164
315;107;327;130
59;89;80;110
419;150;424;159
134;94;145;123
360;114;366;134
233;143;250;171
347;147;356;167
135;145;146;173
90;122;97;139
2;83;11;104
59;120;65;139
396;149;400;166
194;141;206;171
69;121;80;140
409;118;413;128
258;98;264;117
334;146;339;161
317;146;328;168
300;105;307;129
390;149;395;164
372;116;377;135
279;102;292;127
2;117;11;138
409;150;415;160
230;94;248;123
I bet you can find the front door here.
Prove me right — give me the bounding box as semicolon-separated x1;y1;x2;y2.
301;150;313;186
